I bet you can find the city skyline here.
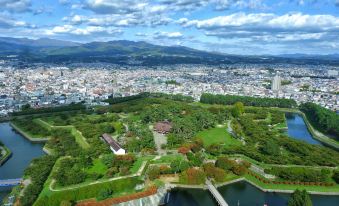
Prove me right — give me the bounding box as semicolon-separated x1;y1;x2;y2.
1;0;339;55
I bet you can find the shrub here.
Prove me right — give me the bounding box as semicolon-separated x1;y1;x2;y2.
179;168;206;185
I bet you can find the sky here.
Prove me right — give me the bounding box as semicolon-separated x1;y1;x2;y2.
0;0;339;55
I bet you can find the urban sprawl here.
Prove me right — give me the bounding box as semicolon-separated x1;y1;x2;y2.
0;63;338;116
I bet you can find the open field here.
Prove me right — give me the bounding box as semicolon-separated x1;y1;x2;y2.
197;126;241;147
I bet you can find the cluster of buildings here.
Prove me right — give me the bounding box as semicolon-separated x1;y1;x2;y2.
0;63;338;116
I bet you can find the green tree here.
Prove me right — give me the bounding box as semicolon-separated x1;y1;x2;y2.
232;102;245;117
288;189;312;206
332;170;339;184
261;139;280;155
97;188;113;201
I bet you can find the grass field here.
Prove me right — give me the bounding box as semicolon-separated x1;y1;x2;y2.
129;156;154;174
196;126;241;147
151;154;184;164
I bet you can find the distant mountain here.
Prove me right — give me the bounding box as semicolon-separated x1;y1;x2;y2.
44;40;222;58
278;53;339;60
0;37;80;48
0;37;338;66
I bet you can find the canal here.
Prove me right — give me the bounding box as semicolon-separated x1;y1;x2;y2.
0;122;45;202
167;181;339;206
167;113;339;206
285;113;323;145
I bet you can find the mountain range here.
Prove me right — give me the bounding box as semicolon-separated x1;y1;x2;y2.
0;37;338;66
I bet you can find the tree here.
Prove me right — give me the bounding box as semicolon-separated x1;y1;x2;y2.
179;168;206;185
261;139;280;155
21;103;31;111
332;170;339;184
97;188;113;201
171;159;190;173
203;163;226;182
216;156;237;171
288;189;312;206
206;143;222;156
178;146;190;154
232;102;245;117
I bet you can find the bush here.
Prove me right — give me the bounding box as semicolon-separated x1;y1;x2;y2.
179;168;206;185
97;188;113;201
333;170;339;184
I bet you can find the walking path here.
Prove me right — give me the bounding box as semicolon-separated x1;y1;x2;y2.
149;125;167;155
206;179;229;206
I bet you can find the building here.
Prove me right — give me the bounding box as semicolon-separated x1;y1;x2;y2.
101;133;125;155
154;120;172;134
271;74;281;91
328;70;338;76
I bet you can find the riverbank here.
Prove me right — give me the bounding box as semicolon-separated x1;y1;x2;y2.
0;122;45;205
0;145;12;166
276;108;339;150
167;176;339;196
9;122;49;143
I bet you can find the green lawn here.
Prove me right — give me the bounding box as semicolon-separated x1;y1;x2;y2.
151;154;184;164
34;119;53;131
196;126;241;147
129;156;154;174
69;127;90;149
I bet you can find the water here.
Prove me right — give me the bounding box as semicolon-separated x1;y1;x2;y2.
0;122;45;202
168;181;339;206
285;113;322;145
167;113;339;206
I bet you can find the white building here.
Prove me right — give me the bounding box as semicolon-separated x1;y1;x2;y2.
101;133;126;155
271;74;281;92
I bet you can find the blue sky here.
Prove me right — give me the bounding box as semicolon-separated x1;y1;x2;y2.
0;0;339;55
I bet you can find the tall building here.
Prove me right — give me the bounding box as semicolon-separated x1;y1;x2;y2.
328;70;338;76
271;74;281;91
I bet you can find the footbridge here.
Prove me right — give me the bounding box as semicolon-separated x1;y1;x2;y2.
206;179;229;206
0;178;22;187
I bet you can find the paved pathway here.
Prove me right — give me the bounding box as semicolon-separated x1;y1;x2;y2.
149;125;167;155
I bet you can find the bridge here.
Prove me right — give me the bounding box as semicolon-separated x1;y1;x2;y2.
206;179;229;206
0;178;22;187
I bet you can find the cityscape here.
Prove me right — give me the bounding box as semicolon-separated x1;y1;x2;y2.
0;0;339;206
0;63;338;117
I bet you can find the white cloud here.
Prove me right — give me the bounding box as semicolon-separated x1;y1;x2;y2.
181;12;339;32
0;0;31;13
44;24;122;36
0;14;29;28
154;31;183;39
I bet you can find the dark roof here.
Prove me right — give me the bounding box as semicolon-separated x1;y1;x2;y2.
102;133;122;151
154;121;172;133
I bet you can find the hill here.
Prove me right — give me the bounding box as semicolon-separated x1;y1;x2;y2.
0;37;338;66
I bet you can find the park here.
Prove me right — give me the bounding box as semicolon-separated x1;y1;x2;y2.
2;93;339;206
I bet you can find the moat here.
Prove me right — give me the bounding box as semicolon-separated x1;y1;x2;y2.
0;112;338;205
0;122;44;202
